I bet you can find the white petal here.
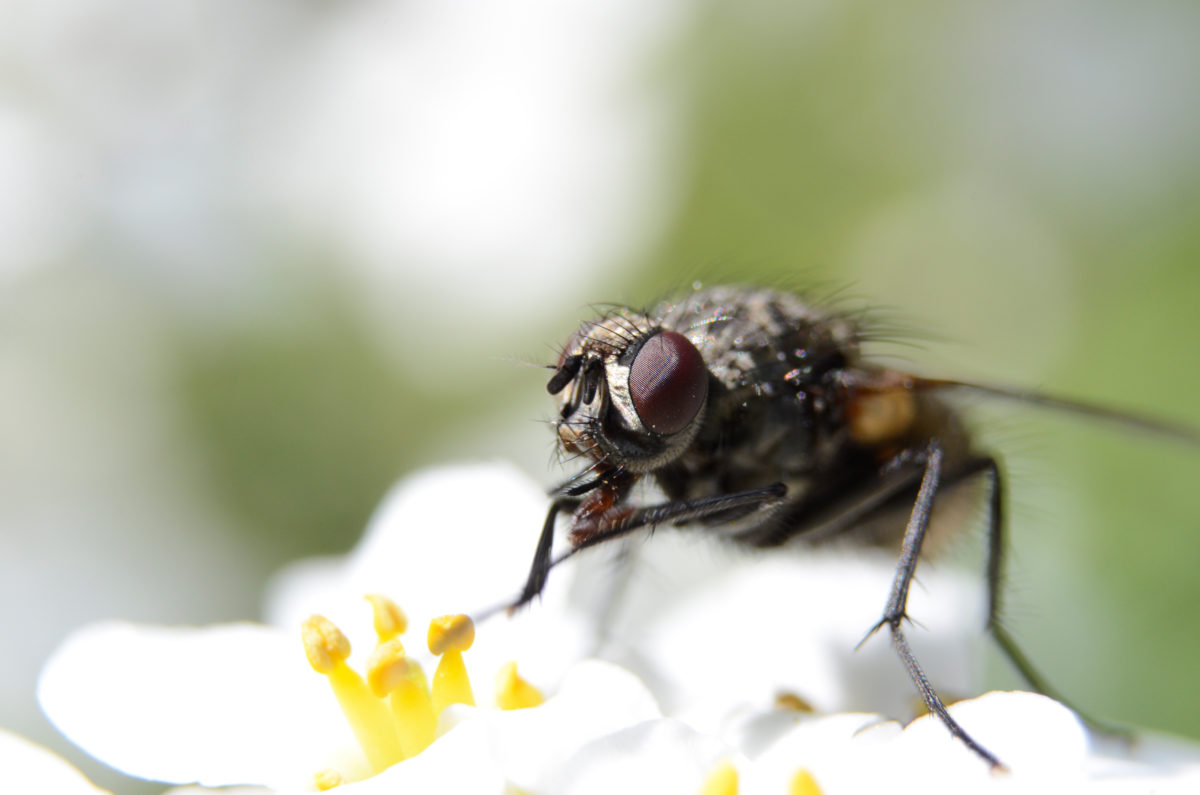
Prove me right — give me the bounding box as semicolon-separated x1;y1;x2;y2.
336;719;508;795
39;622;363;788
743;691;1200;794
330;660;657;795
542;717;735;795
623;544;982;722
0;727;109;794
739;709;900;770
460;659;663;790
741;712;902;795
882;691;1088;785
267;462;552;622
265;462;595;688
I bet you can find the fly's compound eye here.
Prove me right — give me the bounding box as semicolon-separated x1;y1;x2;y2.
628;331;708;435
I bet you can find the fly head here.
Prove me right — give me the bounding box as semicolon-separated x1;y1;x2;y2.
547;313;710;475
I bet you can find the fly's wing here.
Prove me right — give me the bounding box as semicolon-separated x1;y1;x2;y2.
912;376;1200;447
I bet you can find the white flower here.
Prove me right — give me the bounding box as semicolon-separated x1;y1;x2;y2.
554;692;1200;795
38;462;1200;793
38;462;647;792
262;462;596;688
0;726;110;794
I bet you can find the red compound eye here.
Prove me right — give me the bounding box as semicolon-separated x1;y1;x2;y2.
629;331;708;435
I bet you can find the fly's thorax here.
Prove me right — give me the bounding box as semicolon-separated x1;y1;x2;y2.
650;286;863;388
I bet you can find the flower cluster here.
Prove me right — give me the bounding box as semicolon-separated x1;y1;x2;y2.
35;463;1200;793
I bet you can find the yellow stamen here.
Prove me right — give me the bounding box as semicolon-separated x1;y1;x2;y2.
314;769;344;790
427;614;476;714
365;594;407;642
699;760;738;795
790;768;823;795
366;639;437;758
494;661;544;710
301;615;404;773
774;691;816;713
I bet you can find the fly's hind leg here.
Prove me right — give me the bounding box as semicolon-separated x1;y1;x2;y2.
971;455;1127;739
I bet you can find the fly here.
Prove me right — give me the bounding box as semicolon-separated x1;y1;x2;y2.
496;283;1198;770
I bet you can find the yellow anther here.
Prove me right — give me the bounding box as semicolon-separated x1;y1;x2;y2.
302;615;351;674
314;769;344;790
427;614;474;655
301;616;404;774
365;594;407;642
428;615;475;714
699;760;738;795
366;640;411;699
790;768;823;795
495;661;544;710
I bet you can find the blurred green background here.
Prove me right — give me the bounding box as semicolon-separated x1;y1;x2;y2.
2;0;1198;791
